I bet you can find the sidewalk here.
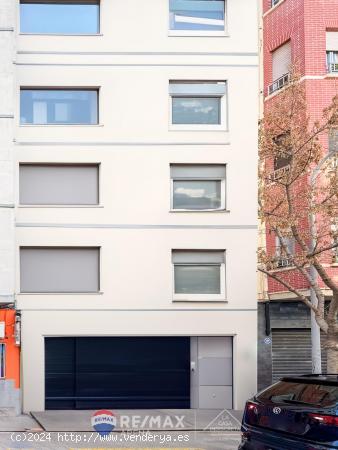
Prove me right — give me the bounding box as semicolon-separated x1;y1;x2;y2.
0;408;41;432
31;409;243;432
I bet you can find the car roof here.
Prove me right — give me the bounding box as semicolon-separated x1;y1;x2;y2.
281;374;338;386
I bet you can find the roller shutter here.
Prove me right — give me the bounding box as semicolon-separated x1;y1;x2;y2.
272;41;291;81
326;32;338;51
272;329;327;383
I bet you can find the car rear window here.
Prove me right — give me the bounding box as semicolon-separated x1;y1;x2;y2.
257;381;338;408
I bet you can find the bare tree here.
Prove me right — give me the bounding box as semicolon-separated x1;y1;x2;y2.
259;71;338;372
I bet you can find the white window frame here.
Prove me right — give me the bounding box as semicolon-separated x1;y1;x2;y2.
0;343;5;379
172;261;226;302
169;81;227;131
168;0;227;37
170;177;226;211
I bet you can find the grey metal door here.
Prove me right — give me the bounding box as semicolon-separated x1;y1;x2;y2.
191;337;233;409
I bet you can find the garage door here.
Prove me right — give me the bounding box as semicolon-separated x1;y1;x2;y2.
45;337;190;410
272;329;327;383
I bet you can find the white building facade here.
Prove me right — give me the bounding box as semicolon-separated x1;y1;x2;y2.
3;0;258;412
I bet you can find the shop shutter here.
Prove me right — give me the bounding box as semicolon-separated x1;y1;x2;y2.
272;329;327;383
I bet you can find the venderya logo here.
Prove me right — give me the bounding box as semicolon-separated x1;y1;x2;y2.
91;410;117;436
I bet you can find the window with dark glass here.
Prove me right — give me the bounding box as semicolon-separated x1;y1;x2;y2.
257;380;338;408
20;0;100;34
20;89;98;125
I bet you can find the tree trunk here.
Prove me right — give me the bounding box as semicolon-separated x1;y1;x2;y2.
326;344;338;373
326;291;338;373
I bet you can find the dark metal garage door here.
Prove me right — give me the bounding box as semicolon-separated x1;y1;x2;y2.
45;337;190;410
272;329;327;383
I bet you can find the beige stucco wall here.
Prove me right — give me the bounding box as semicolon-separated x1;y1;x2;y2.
14;0;259;412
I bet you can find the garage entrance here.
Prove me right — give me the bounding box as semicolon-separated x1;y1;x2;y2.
45;337;190;410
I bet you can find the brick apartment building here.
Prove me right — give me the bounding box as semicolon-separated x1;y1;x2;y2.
258;0;338;389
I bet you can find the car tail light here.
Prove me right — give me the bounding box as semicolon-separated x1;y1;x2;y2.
309;413;338;426
244;401;260;425
246;401;258;412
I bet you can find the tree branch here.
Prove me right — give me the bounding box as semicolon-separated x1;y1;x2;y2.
258;267;328;333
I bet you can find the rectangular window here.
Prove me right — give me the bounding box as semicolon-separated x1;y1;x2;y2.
20;0;100;35
169;81;226;129
20;247;100;293
326;32;338;73
170;164;226;211
169;0;225;34
19;164;99;206
20;89;98;125
172;250;225;301
0;344;5;378
268;41;291;95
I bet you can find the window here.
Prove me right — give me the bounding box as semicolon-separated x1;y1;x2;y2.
20;89;98;125
20;0;100;35
19;164;99;205
169;0;225;35
20;247;100;293
326;32;338;73
257;380;338;408
268;41;291;95
169;81;227;129
271;0;280;6
0;344;5;378
170;164;226;211
275;235;295;268
172;250;225;301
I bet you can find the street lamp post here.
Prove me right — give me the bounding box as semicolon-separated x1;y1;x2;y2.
309;148;338;373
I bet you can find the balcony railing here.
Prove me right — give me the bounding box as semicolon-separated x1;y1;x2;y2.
327;52;338;73
268;73;290;96
274;257;294;269
269;165;290;183
328;63;338;73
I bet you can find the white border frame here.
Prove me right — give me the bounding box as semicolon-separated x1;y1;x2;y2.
172;263;226;302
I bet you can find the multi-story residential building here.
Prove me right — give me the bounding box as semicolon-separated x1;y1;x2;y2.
259;0;338;389
1;0;258;412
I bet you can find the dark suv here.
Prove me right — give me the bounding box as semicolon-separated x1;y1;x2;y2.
239;374;338;449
